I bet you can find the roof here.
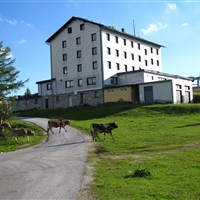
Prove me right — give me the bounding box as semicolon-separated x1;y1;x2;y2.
118;69;192;81
36;78;55;84
46;16;164;47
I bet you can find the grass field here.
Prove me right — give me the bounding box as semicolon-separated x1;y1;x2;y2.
0;120;45;152
16;102;200;199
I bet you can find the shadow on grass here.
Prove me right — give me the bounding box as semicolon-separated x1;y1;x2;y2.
16;102;142;121
176;123;200;128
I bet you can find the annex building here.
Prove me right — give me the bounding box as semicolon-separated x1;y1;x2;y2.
15;16;193;111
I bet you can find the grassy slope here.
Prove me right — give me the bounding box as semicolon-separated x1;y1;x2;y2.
16;103;200;199
0;120;45;152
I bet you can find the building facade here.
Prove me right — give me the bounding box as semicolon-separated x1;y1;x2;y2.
36;16;169;109
3;15;187;111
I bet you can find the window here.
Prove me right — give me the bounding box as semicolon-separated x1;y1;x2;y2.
94;91;99;98
62;40;67;48
156;49;159;55
138;55;141;62
80;24;85;30
56;95;59;102
91;33;96;41
93;61;97;69
77;64;82;72
145;60;148;66
157;60;159;66
107;47;111;55
151;59;153;65
124;51;127;59
132;66;135;71
68;27;72;34
131;41;134;48
125;64;128;72
106;33;110;41
116;63;120;70
185;86;190;90
107;61;111;69
76;37;81;45
138;43;140;50
144;49;147;55
116;49;119;57
87;77;96;85
63;66;68;74
131;53;134;60
77;50;81;58
111;77;118;85
78;79;83;87
65;80;74;88
47;83;52;90
92;47;97;55
123;39;126;46
80;93;84;104
150;47;153;53
115;36;118;43
63;53;67;61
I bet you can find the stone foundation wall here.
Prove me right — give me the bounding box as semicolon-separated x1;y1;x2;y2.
14;90;104;111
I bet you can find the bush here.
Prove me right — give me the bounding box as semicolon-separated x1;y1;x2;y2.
193;92;200;103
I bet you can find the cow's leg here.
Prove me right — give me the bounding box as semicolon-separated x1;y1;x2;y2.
104;132;106;140
14;136;19;143
110;132;115;142
50;128;54;134
91;130;95;141
63;126;67;132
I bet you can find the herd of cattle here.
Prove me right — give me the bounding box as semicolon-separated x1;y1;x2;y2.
0;118;119;143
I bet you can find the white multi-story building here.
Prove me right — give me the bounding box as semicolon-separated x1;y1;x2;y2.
36;16;192;109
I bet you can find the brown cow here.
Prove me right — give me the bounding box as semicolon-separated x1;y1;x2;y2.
10;128;35;143
47;119;71;135
90;122;118;142
0;122;11;135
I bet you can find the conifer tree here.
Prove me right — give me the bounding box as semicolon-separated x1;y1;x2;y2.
0;41;28;123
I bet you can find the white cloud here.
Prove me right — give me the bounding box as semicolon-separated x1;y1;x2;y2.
0;16;33;27
141;23;168;35
181;22;189;27
16;39;27;45
167;3;177;11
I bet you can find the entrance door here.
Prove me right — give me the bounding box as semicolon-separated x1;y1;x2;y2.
144;86;153;103
45;99;49;109
68;95;72;107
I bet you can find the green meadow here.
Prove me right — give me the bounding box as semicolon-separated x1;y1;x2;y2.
13;103;200;199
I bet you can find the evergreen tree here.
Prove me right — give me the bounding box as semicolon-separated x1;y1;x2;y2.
0;41;28;123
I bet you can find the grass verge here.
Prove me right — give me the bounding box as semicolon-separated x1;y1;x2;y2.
16;102;200;199
0;120;45;152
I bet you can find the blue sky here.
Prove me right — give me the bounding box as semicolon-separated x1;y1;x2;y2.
0;0;200;96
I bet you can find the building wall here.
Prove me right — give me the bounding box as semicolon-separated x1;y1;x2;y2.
101;29;162;87
49;19;103;95
139;81;173;103
14;96;41;111
104;86;132;102
39;89;103;109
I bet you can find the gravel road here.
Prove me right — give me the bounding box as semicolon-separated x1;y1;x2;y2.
0;118;89;200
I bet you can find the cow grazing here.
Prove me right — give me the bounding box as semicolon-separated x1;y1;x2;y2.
47;119;71;135
90;122;118;142
0;122;11;134
10;128;35;143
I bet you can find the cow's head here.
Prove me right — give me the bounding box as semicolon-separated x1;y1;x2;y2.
112;122;118;129
27;130;35;137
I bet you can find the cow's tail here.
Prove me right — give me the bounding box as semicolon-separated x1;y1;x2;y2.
90;124;95;141
47;125;49;137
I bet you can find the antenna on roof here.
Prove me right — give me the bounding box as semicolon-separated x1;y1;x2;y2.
133;19;136;36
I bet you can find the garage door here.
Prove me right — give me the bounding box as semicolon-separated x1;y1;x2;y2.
144;86;153;103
